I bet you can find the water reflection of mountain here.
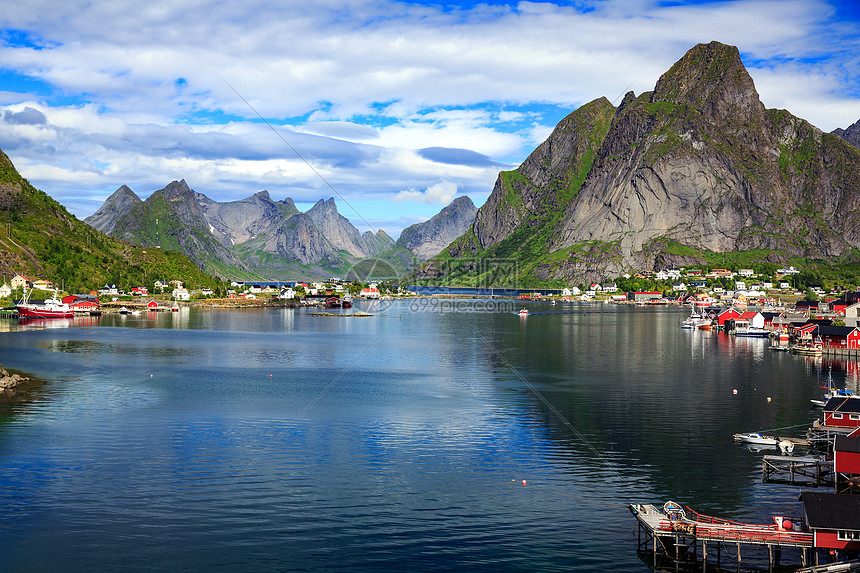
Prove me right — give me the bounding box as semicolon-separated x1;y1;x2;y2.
475;304;822;517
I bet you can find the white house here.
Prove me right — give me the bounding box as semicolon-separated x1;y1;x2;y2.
278;288;296;300
735;281;746;291
762;282;773;289
777;266;800;275
99;283;119;296
673;282;687;291
738;269;755;277
0;283;11;298
602;283;618;293
571;286;581;295
846;302;860;328
172;287;190;301
779;281;791;290
561;288;572;297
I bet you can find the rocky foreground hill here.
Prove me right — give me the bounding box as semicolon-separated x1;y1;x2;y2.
423;41;860;286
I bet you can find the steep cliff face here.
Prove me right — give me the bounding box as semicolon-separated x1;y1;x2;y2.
470;97;616;250
432;41;860;286
305;198;373;257
84;185;141;235
396;196;477;260
548;42;860;277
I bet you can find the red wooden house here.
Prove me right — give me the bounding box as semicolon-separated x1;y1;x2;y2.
822;398;860;429
716;308;741;327
834;434;860;493
792;323;818;341
147;300;159;310
800;492;860;553
815;326;860;349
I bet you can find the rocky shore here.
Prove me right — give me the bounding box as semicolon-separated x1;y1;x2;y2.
0;364;29;392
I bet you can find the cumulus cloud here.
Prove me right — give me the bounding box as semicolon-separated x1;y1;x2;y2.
0;0;857;221
394;181;459;204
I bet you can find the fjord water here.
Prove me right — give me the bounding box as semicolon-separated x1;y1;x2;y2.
0;301;848;572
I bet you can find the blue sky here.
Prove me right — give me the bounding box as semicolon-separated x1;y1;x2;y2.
1;0;859;238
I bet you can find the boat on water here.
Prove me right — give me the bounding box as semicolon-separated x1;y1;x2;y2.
769;344;790;351
735;326;770;337
118;307;130;315
791;343;823;356
681;304;709;329
16;289;74;319
518;308;529;316
342;295;353;309
733;432;779;446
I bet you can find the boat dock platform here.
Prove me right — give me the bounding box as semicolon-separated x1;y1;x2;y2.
762;454;834;486
630;502;814;569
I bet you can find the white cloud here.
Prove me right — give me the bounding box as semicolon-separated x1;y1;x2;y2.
394;181;459;204
0;0;856;221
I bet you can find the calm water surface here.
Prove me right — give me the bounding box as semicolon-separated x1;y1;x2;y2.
0;301;853;572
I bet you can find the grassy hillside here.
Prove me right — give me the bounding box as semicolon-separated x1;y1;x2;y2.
0;149;226;293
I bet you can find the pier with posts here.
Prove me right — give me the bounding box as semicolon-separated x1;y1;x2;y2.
630;502;814;570
762;454;834;486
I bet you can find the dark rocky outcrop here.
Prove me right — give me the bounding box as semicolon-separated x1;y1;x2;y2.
396;196;477;260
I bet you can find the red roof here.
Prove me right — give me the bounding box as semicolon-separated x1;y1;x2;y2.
739;311;760;320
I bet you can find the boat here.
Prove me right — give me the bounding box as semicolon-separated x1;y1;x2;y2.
681;303;709;329
342;295;353;309
791;343;823;356
769;344;790;351
733;432;779;446
734;326;770;337
518;308;529;316
810;375;858;407
171;303;179;312
16;288;74;319
118;307;130;314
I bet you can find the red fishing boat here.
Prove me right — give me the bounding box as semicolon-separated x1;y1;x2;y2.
16;289;74;319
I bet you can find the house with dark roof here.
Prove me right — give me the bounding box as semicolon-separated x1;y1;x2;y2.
815;326;860;349
799;492;860;552
822;398;860;429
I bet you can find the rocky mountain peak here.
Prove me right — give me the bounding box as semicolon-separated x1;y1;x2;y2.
652;41;763;124
397;195;478;260
83;184;142;235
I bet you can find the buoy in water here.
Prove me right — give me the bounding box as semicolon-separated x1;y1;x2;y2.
767;396;772;402
733;389;738;395
522;480;527;486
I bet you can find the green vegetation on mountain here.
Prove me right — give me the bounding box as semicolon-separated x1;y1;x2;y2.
0;149;226;293
414;41;860;288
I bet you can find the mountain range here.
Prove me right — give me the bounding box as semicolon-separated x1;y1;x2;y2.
420;41;860;287
85;181;477;281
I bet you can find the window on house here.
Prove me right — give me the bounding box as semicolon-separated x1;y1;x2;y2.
850;414;860;421
837;530;860;541
832;413;844;419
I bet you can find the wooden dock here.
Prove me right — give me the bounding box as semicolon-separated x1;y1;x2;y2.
762;454;833;486
630;502;814;570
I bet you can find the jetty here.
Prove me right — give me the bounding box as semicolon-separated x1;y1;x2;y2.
630;502;814;569
762;454;834;486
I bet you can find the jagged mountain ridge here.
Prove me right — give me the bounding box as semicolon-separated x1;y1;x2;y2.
429;41;860;285
834;119;860;150
87;181;473;280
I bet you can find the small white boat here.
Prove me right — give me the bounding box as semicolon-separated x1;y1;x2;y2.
118;307;130;315
733;432;778;446
791;343;823;356
811;387;857;407
518;308;529;316
735;326;770;337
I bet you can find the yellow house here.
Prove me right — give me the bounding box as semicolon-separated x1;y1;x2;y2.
32;279;54;290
